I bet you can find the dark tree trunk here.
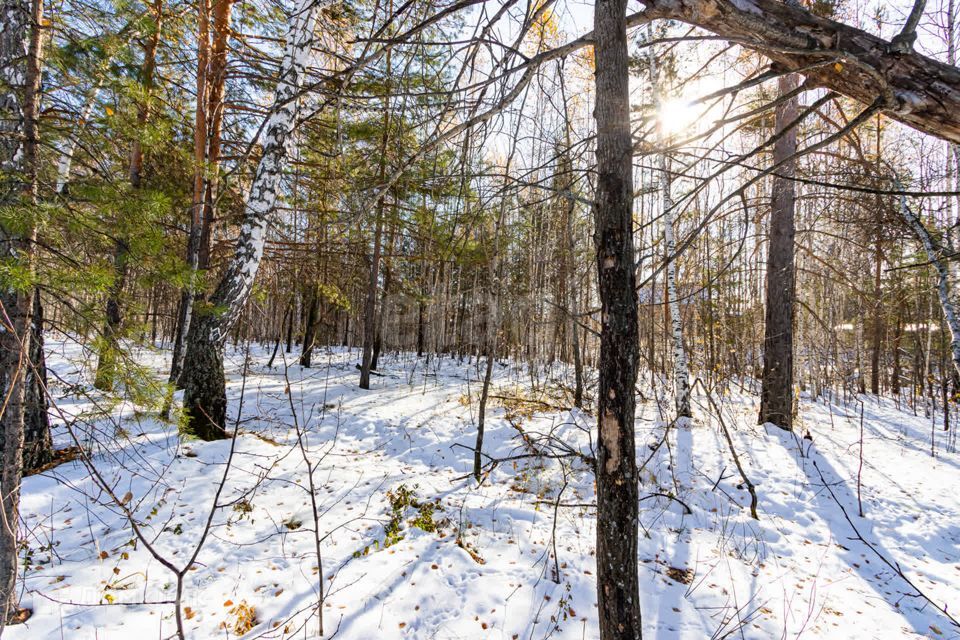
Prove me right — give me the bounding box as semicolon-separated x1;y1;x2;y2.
557;70;584;408
592;0;642;638
0;0;43;624
417;299;426;357
176;0;318;438
456;290;467;358
0;279;34;630
371;327;382;371
168;287;193;389
870;234;883;395
474;349;494;480
24;290;51;471
360;210;383;387
564;170;584;408
128;0;162;188
759;64;799;430
149;285;158;344
474;213;503;481
287;293;297;352
180;314;228;441
94;241;129;391
361;102;392;386
372;242;394;371
300;286;319;367
891;310;903;395
942;340;951;431
268;301;291;369
372;282;389;370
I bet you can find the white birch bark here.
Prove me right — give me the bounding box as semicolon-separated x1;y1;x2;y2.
55;82;102;194
0;0;28;196
178;0;323;439
660;159;692;418
647;26;692;419
203;0;320;344
897;187;960;379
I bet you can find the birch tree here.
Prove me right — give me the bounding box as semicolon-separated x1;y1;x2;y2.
896;186;960;380
178;0;321;439
55;82;102;194
647;24;692;419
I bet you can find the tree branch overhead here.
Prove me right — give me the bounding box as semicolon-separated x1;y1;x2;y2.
640;0;960;143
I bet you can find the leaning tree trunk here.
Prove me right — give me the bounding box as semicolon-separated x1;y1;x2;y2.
55;80;102;194
897;187;960;380
0;0;44;625
179;0;319;439
759;60;799;430
593;0;642;638
180;314;228;440
949;0;960;251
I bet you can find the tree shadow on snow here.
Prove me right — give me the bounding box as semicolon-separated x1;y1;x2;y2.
767;426;959;638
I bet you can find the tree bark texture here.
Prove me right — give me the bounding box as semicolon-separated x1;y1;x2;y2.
759;66;798;430
180;0;319;438
639;0;960;144
0;0;43;624
593;0;642;638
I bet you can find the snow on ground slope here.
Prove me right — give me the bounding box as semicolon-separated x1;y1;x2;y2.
7;336;960;639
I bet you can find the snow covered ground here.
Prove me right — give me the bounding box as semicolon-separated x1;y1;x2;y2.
8;336;960;639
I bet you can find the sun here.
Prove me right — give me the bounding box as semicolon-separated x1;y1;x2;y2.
657;97;701;137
